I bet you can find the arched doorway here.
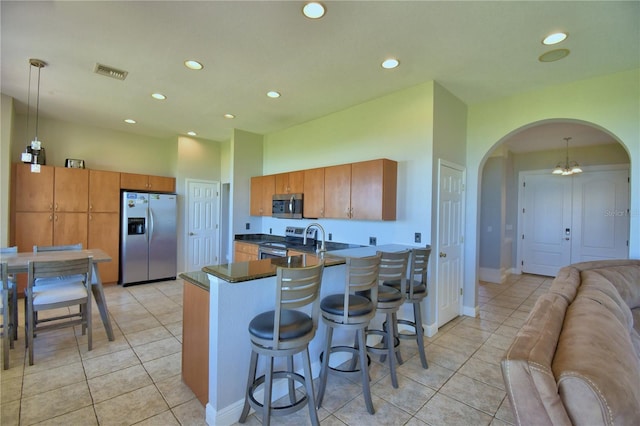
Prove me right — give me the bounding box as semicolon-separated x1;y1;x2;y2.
478;119;631;282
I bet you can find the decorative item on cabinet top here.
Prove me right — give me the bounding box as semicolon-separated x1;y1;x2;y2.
65;159;85;168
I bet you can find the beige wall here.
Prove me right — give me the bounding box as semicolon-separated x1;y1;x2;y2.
10;114;177;175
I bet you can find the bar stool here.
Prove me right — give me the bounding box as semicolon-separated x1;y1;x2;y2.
384;247;431;369
366;250;408;388
239;262;324;426
316;254;380;415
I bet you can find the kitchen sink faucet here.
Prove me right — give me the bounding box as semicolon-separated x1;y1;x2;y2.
304;223;326;258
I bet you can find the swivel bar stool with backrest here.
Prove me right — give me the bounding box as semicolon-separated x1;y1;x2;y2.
316;254;381;415
239;262;324;426
0;246;18;344
384;246;431;369
366;250;408;388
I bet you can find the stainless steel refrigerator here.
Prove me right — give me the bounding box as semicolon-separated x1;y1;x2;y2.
120;191;177;286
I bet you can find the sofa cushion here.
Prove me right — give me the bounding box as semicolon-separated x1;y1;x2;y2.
552;295;640;425
549;266;581;303
580;270;634;330
589;265;640;310
501;293;572;426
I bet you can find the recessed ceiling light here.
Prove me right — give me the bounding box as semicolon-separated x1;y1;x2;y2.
381;58;400;69
187;131;197;136
267;91;281;98
124;119;136;124
184;60;203;70
224;113;235;119
539;48;570;62
303;2;325;19
151;93;166;100
542;32;568;45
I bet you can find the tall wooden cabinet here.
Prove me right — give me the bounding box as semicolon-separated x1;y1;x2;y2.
12;164;89;292
88;170;121;283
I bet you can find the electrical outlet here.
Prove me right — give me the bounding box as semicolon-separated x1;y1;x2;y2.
369;237;377;246
245;223;250;230
328;233;332;241
415;232;421;243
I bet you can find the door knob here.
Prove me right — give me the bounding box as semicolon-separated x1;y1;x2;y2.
439;252;447;258
189;232;195;236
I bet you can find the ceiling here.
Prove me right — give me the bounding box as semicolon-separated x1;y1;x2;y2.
1;1;638;149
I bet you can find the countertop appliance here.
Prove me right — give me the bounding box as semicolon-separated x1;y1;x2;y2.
272;193;303;219
120;191;177;286
258;226;316;259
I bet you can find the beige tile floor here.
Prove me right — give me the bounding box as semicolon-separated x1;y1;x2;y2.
0;274;552;425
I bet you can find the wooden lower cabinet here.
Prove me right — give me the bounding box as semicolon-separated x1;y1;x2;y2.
234;241;259;262
88;213;120;283
182;282;209;406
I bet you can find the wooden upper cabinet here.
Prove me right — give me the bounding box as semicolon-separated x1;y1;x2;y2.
120;173;148;191
324;164;352;219
250;175;275;216
350;159;397;221
303;168;325;218
54;167;89;212
89;170;121;213
121;172;175;193
275;171;304;194
14;163;54;212
148;175;175;192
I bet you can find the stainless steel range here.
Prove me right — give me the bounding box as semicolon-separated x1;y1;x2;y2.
258;226;317;259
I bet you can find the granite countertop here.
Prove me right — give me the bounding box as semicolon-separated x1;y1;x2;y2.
203;253;345;283
235;233;364;253
180;270;210;291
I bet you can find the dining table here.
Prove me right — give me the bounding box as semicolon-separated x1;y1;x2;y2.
0;248;115;341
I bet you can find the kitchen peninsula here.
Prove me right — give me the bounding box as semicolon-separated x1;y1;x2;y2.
182;244;421;426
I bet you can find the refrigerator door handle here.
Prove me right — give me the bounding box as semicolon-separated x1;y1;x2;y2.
149;208;155;242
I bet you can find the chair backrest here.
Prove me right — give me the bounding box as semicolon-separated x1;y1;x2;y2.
0;247;17;255
1;262;8;309
408;247;431;298
377;250;410;292
339;254;381;322
27;256;92;288
33;243;83;253
271;262;324;349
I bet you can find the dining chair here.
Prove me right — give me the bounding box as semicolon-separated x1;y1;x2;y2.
25;256;93;365
1;262;13;369
0;246;18;344
33;243;84;288
239;262;324;426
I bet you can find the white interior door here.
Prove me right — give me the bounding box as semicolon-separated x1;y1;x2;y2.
436;161;464;327
186;180;220;271
520;167;629;276
571;169;629;262
520;174;572;276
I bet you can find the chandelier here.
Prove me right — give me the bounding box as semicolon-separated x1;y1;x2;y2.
22;58;47;165
552;137;582;176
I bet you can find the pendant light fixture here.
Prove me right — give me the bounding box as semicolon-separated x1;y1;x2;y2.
552;137;582;176
23;58;47;165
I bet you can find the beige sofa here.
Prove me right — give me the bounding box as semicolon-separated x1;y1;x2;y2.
501;259;640;425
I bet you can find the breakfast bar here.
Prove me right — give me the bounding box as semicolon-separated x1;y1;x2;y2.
182;244;421;425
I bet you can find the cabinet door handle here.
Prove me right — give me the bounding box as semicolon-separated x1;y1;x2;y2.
49;215;53;221
49;203;53;211
55;203;58;211
54;215;58;221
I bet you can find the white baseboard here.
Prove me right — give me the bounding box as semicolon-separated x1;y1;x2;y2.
424;321;438;338
479;267;512;284
462;305;479;318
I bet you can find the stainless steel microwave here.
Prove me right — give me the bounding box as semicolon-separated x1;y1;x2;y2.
272;193;303;219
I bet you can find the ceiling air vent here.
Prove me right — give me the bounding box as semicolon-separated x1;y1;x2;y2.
94;63;128;80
